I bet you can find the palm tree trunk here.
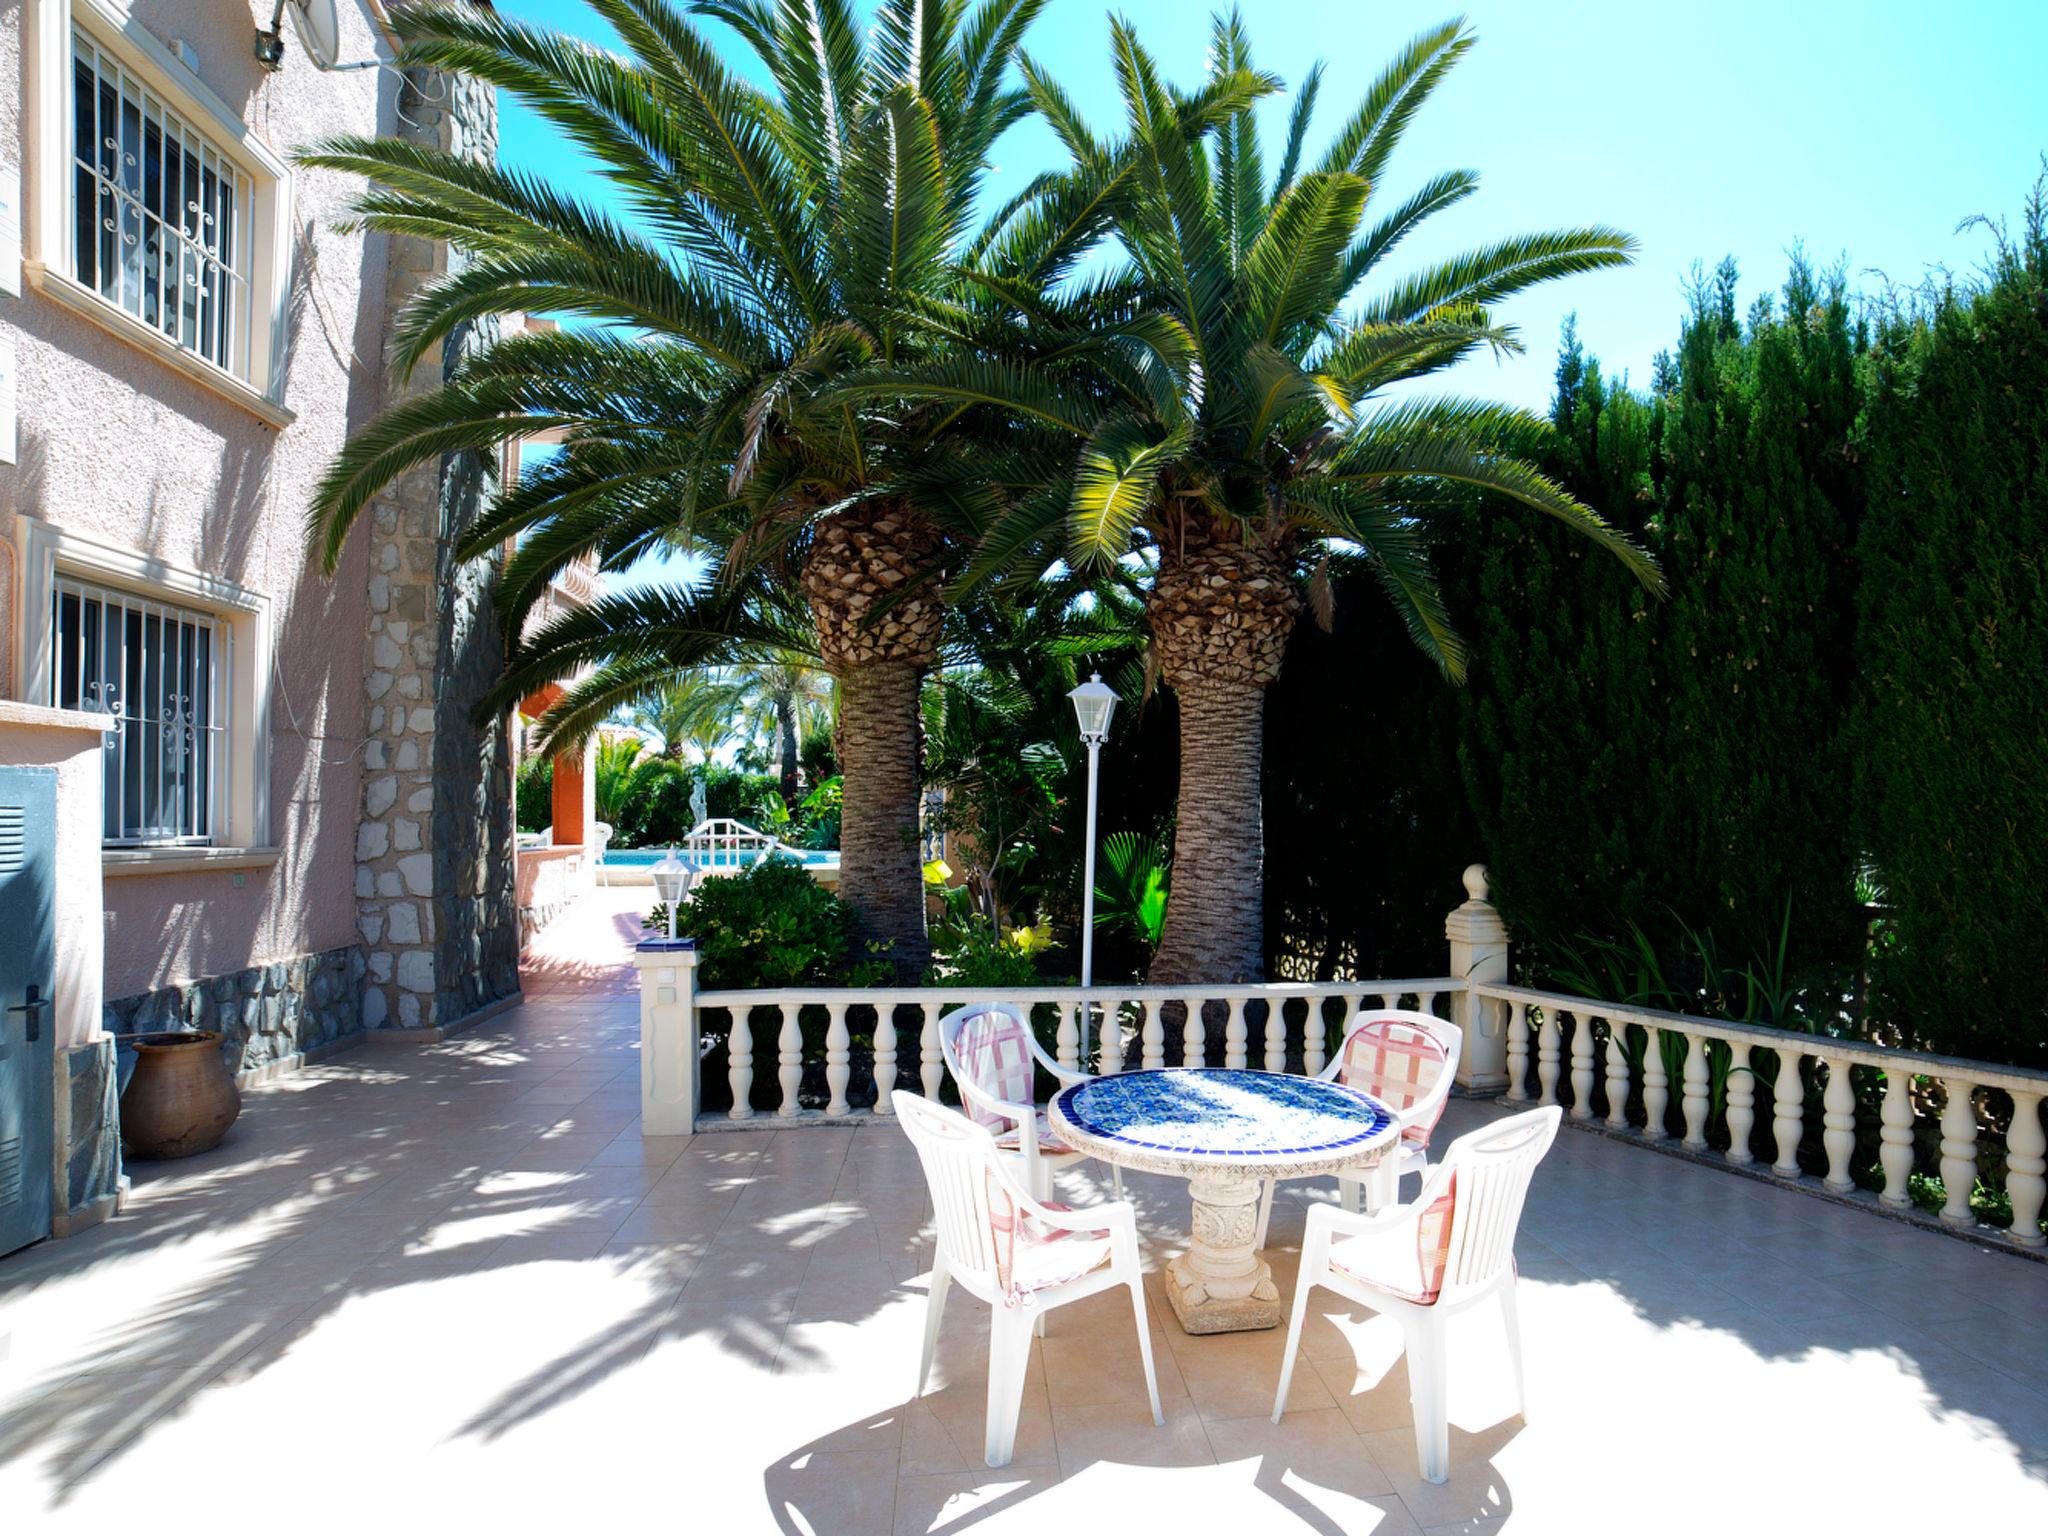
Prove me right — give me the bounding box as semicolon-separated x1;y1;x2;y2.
834;661;929;977
1149;680;1269;986
777;695;799;803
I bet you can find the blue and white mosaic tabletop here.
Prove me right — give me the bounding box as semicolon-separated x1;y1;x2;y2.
1050;1069;1397;1179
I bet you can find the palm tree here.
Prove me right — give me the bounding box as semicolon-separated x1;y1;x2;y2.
625;672;734;760
844;13;1662;985
725;651;832;801
296;0;1122;976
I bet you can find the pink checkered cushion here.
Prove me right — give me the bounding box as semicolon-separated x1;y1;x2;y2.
1328;1171;1459;1305
1338;1019;1451;1146
985;1171;1113;1300
993;1108;1084;1157
951;1009;1038;1132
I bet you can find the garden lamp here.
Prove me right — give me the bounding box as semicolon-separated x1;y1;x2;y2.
1067;673;1117;1067
650;847;697;942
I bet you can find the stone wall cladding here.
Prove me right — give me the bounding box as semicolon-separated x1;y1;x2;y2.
62;1040;121;1217
354;68;521;1032
105;946;366;1075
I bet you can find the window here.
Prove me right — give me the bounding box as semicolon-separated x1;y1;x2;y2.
24;0;295;421
49;576;227;845
70;28;254;380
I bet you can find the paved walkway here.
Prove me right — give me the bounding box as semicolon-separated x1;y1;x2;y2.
2;892;2045;1531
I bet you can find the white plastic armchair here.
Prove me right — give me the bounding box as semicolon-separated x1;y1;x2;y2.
895;1093;1162;1468
1254;1011;1462;1248
590;821;614;884
1273;1106;1563;1485
937;1003;1120;1203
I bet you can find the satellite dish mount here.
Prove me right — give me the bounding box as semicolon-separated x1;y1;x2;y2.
256;0;351;73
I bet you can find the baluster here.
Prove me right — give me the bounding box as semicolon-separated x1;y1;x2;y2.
1879;1066;1915;1205
1141;1000;1165;1071
1264;996;1288;1075
825;1002;851;1117
1938;1077;1979;1226
1771;1049;1805;1177
1535;1008;1561;1107
1821;1058;1857;1191
1640;1026;1669;1140
1602;1018;1631;1129
726;1008;755;1121
1568;1010;1596;1120
1724;1042;1755;1164
1681;1034;1711;1148
1055;1000;1080;1076
1224;995;1248;1071
1417;990;1439;1018
1182;996;1205;1068
1097;1000;1124;1076
1376;992;1397;1012
2006;1092;2045;1247
920;1001;942;1100
1504;1001;1529;1102
872;1001;897;1116
776;1002;803;1118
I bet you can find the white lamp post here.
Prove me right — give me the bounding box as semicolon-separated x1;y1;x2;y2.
1068;672;1117;1068
650;847;697;942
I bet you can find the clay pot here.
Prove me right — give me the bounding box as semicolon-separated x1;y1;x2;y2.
120;1032;241;1159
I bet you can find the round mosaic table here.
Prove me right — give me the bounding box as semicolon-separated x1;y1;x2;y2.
1048;1069;1397;1334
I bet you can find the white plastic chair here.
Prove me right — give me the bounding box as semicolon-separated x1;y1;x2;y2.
591;821;614;885
1272;1105;1563;1484
1254;1011;1462;1248
937;1003;1120;1203
895;1092;1162;1467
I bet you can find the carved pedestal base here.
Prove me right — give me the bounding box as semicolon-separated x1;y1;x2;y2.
1164;1168;1282;1334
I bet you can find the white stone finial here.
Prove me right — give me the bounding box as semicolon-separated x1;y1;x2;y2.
1462;864;1490;903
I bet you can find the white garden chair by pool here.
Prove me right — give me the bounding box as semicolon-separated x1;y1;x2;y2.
1272;1105;1563;1485
895;1092;1162;1468
591;821;613;885
1254;1011;1462;1247
937;1003;1120;1203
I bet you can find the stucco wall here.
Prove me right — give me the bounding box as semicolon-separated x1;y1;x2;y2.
0;1;394;998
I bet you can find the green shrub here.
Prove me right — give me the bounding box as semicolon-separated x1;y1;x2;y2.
1854;195;2048;1067
648;856;887;990
515;754;552;834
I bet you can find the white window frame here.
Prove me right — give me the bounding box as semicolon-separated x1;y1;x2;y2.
22;0;296;427
14;516;273;857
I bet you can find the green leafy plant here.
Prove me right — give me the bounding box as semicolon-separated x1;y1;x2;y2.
648;856;878;991
1094;832;1170;955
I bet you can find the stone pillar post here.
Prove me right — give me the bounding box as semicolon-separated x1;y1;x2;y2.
353;68;520;1036
636;939;700;1137
1446;864;1510;1095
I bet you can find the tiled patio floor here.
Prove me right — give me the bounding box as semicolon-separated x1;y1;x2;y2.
4;900;2046;1531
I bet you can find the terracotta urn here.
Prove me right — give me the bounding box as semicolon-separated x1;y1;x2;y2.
120;1032;241;1159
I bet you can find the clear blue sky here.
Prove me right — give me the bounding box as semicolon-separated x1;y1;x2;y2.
488;0;2048;589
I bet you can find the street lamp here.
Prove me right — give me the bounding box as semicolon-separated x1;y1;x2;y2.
1068;672;1117;1067
650;847;697;942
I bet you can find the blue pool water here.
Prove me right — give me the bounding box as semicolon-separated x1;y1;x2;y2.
600;847;838;868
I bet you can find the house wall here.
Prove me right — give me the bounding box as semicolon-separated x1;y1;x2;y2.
0;2;397;1068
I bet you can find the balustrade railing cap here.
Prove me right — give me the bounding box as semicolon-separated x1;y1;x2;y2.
635;937;698;953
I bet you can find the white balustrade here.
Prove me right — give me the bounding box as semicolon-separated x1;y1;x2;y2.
1640;1027;1669;1141
1225;997;1248;1071
1263;999;1287;1075
776;1003;804;1118
1504;1001;1529;1102
1724;1042;1754;1164
872;1003;897;1116
727;1008;755;1121
1772;1048;1806;1177
1182;997;1205;1070
1055;1001;1079;1075
920;1001;942;1100
1141;1002;1166;1071
1568;1010;1596;1120
1535;1008;1561;1105
1939;1079;1979;1226
824;1003;851;1117
1879;1067;1915;1205
1603;1020;1631;1130
1822;1057;1857;1191
2008;1093;2045;1248
1680;1035;1710;1149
